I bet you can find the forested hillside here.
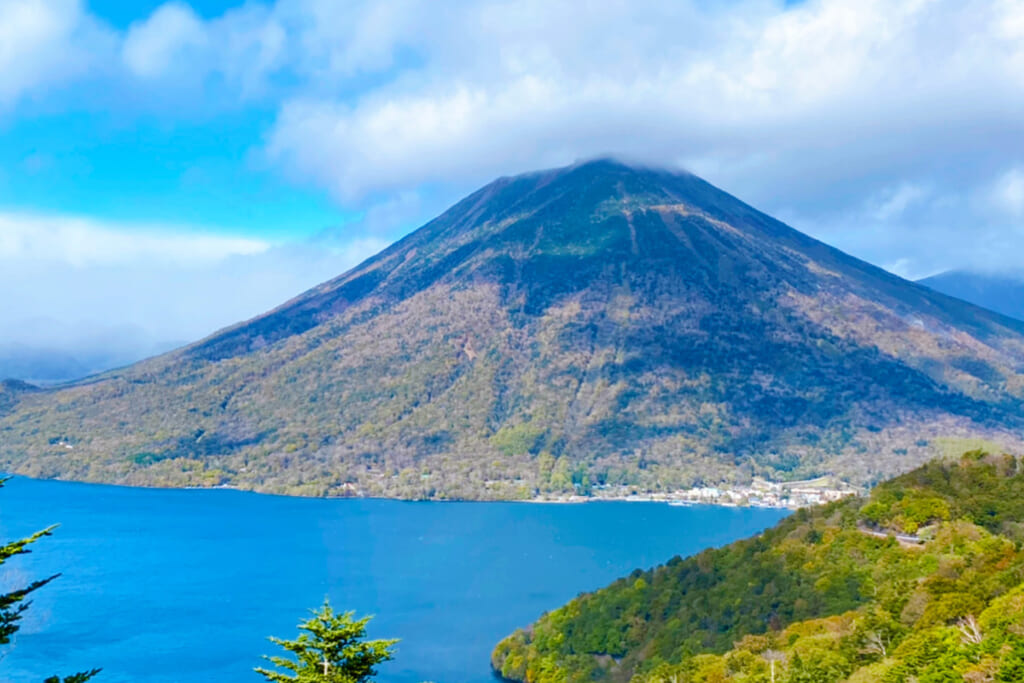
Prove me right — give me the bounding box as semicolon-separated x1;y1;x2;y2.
3;160;1024;499
492;451;1024;682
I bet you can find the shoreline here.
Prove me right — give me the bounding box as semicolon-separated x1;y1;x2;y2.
5;472;858;510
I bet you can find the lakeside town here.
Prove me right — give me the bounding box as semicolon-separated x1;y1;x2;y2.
533;475;862;509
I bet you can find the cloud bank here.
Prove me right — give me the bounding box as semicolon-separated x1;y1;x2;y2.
0;212;269;266
0;213;386;371
258;0;1024;279
122;0;1024;275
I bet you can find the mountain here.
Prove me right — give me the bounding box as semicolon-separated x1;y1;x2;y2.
919;270;1024;323
0;334;185;385
0;347;145;385
0;348;92;384
492;450;1024;682
2;159;1024;498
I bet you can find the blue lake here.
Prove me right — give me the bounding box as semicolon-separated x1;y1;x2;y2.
0;478;787;682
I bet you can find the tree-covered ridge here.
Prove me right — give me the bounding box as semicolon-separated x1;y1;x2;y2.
491;452;1024;682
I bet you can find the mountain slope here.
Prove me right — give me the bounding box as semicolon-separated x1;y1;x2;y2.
492;451;1024;683
919;270;1024;323
2;160;1024;498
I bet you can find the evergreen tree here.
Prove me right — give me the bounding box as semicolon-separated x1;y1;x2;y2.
43;675;102;683
256;599;397;682
1;479;100;681
1;525;57;646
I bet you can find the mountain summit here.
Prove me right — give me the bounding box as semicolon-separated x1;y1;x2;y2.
3;160;1024;497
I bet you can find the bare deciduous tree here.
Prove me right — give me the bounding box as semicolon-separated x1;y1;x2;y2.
958;615;984;645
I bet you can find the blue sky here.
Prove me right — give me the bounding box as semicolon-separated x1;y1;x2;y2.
1;0;1022;363
89;0;240;27
0;107;350;238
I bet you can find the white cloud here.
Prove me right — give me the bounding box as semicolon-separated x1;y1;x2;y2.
990;167;1024;217
281;0;422;80
119;1;287;99
0;212;388;367
0;212;270;267
869;183;930;222
10;0;1022;217
776;163;1024;279
122;2;207;79
0;0;113;106
262;0;1024;204
252;0;1024;278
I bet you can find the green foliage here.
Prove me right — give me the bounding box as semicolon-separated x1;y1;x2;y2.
998;638;1024;682
132;452;167;466
868;451;1024;539
1;479;101;682
493;453;1024;682
44;674;104;683
490;424;545;457
863;491;951;534
256;599;397;683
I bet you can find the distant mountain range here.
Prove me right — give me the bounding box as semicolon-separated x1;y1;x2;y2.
0;348;98;385
2;160;1024;498
919;270;1024;323
0;331;184;385
0;347;151;386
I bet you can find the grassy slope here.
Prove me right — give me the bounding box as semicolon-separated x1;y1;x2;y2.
492;451;1024;682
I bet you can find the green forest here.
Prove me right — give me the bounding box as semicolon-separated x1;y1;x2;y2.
492;450;1024;682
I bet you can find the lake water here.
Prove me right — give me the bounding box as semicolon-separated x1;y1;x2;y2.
0;478;787;682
